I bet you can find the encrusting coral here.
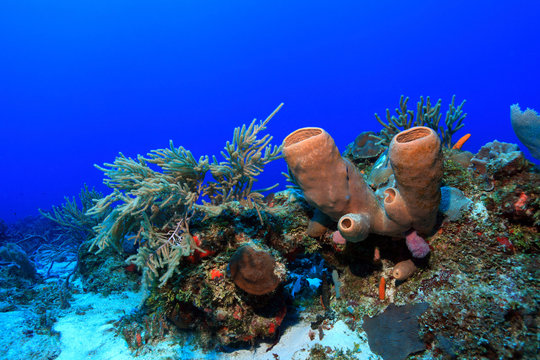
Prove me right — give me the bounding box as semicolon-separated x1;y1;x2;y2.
229;244;285;295
283;126;443;246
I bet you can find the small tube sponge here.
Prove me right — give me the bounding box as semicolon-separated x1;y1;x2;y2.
510;104;540;160
338;213;371;242
392;259;417;281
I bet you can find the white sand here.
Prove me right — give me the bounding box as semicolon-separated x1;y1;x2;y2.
1;260;379;360
50;288;378;360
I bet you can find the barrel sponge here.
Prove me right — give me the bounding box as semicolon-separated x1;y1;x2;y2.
229;244;281;295
510;104;540;160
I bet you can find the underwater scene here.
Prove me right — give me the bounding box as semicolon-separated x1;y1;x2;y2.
0;1;539;359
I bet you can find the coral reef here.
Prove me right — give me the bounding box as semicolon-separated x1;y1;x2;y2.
510;104;540;159
87;104;284;288
342;131;385;165
75;105;317;347
6;103;537;359
470;140;528;177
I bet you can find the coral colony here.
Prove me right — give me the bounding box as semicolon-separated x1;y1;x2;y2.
1;97;538;359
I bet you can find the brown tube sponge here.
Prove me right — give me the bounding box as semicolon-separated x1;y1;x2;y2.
283;126;442;241
283;128;365;221
229;245;280;295
386;127;443;235
283;128;403;241
306;209;333;238
392;260;417;281
337;213;370;243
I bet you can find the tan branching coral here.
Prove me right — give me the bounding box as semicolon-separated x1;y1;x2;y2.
86;104;283;287
283;126;442;242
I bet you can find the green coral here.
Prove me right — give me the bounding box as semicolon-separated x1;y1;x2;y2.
374;95;466;148
86;104;283;287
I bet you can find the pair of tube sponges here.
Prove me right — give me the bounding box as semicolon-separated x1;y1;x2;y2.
283;126;443;243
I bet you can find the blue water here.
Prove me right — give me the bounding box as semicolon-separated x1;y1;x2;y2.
1;0;539;223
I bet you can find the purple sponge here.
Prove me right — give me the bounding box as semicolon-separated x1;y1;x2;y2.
405;230;430;258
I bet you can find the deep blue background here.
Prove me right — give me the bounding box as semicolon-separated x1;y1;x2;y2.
1;0;539;223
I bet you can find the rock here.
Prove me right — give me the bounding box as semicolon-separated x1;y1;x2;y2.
362;302;429;360
0;243;36;279
439;186;472;221
447;150;474;168
470;140;527;177
343;131;386;162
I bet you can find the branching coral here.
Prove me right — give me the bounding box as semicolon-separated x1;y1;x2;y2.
374;95;466;148
86;104;283;287
206;104;283;212
39;184;107;242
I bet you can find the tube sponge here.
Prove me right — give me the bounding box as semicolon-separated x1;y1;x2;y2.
510;104;540;160
385;127;443;235
283;127;404;242
392;259;417;281
283;126;443;242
